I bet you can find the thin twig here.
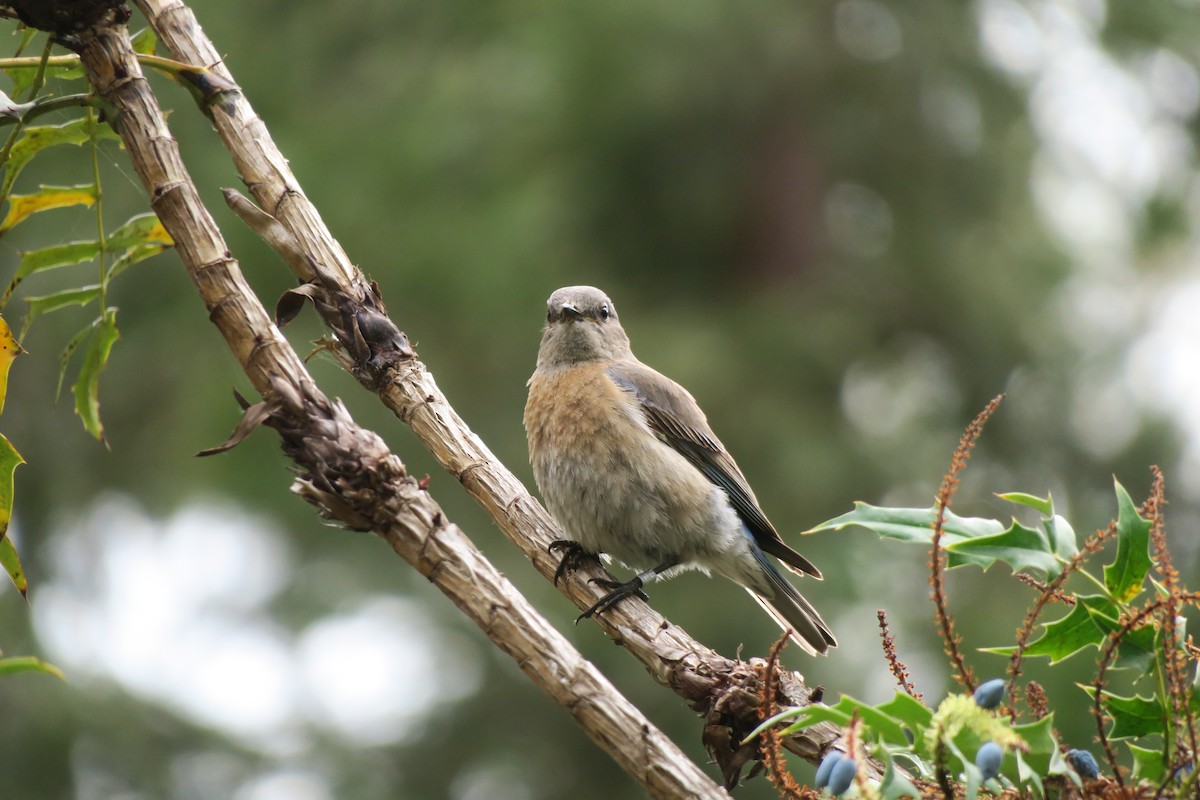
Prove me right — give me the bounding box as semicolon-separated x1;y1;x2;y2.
930;394;1003;692
877;609;922;700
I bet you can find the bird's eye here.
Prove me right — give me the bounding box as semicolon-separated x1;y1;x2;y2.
599;304;610;321
547;309;554;323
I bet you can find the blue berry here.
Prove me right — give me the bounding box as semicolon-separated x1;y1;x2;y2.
972;678;1006;710
976;742;1003;781
814;752;843;789
1065;749;1099;779
827;757;858;796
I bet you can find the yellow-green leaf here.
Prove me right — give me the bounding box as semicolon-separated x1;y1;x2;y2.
0;184;97;233
0;431;23;538
108;212;174;250
72;312;119;442
131;27;158;56
0;315;23;416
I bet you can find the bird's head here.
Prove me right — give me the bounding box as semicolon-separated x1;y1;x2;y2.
536;285;632;368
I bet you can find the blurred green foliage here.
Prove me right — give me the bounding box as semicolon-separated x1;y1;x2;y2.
0;1;1198;798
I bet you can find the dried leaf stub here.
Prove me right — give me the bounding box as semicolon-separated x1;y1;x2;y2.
196;397;272;457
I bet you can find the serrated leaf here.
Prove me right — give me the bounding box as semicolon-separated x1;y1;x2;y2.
1113;623;1157;673
0;315;22;415
986;595;1125;663
1127;742;1164;782
1103;479;1153;603
778;694;913;748
1094;691;1164;740
72;312;119;441
0;534;26;596
0;184;96;233
1013;714;1058;757
0;656;64;680
944;519;1061;578
22;285;100;335
998;491;1053;516
876;692;934;751
805;503;1004;549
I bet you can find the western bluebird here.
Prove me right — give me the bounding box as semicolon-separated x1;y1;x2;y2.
524;286;836;655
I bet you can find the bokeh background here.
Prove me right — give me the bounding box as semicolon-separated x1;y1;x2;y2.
3;0;1200;797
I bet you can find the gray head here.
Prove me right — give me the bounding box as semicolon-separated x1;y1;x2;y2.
536;285;633;368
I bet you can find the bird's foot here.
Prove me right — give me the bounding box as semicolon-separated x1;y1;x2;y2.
548;539;600;585
575;576;649;623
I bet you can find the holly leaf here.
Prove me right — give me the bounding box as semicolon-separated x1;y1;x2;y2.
1103;479;1153;603
1127;742;1164;782
943;519;1061;578
1081;689;1165;740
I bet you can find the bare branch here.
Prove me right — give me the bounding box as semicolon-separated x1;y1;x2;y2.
133;0;845;771
65;15;728;798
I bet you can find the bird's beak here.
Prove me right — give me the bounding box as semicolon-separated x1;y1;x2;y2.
559;303;583;320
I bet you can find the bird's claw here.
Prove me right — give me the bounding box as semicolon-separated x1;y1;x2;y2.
575;576;649;623
548;539;599;585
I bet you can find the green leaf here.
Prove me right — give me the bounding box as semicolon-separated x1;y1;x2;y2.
0;431;22;536
943;519;1061;578
56;318;101;402
0;183;97;233
0;533;26;596
2;118;119;200
0;430;23;601
876;748;923;800
1127;742;1164;782
22;285;101;335
72;312;119;442
107;242;167;281
779;694;910;747
805;503;1004;550
985;598;1106;663
0;656;65;680
1103;479;1153;603
1113;623;1158;673
131;27;158;56
986;594;1154;669
1090;690;1165;740
997;491;1053;516
876;692;934;751
9;239;101;284
1044;514;1078;561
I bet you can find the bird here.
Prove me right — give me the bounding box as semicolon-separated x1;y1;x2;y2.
524;285;836;655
